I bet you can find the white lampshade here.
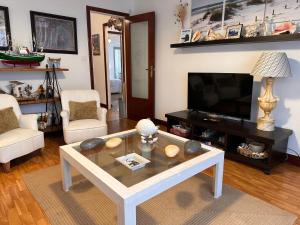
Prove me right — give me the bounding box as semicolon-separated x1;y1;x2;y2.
251;52;292;78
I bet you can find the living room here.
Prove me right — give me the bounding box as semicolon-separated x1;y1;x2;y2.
0;0;299;224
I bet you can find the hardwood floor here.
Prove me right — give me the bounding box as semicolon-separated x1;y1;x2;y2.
0;119;299;225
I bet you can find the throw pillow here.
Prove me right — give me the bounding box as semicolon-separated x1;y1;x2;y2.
69;101;98;121
0;107;19;134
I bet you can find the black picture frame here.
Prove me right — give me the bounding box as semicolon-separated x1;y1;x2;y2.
30;11;78;54
0;6;11;51
226;24;243;39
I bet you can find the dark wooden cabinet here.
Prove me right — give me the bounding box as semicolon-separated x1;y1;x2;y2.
165;110;293;174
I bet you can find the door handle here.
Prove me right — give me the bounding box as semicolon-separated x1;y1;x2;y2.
146;65;155;79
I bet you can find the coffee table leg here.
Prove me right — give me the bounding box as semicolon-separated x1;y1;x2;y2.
118;201;136;225
61;158;72;192
213;158;224;199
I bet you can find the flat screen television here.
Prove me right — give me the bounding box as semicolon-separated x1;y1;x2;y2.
188;73;254;120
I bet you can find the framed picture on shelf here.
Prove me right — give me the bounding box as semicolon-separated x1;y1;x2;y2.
91;34;100;55
226;24;243;39
180;29;192;43
0;6;11;51
30;11;78;54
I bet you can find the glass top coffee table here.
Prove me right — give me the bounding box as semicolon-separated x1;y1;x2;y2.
60;129;224;225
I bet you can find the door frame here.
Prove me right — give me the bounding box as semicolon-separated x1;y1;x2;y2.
125;12;156;120
86;6;129;108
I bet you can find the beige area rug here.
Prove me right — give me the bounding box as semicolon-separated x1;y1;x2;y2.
23;166;297;225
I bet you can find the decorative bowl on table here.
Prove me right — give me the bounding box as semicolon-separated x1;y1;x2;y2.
237;143;268;159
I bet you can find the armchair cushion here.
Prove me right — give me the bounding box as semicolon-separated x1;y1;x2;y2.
0;128;44;163
0;107;19;134
63;119;107;144
69;101;98;121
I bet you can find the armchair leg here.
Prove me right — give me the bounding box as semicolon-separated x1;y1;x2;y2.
2;162;10;173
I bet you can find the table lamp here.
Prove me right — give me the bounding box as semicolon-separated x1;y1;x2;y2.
251;52;292;132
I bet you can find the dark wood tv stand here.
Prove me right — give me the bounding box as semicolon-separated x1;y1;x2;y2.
165;110;293;174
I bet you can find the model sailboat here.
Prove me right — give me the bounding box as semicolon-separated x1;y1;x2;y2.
0;37;45;67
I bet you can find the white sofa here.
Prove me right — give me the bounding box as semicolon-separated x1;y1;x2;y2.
0;94;44;172
60;90;107;144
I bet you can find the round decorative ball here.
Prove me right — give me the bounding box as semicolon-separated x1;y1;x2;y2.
136;119;158;137
165;145;180;158
80;138;105;150
105;138;122;148
184;140;202;154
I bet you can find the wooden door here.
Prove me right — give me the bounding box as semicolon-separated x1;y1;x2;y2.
125;12;155;121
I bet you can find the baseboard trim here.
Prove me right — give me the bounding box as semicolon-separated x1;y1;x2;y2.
154;119;167;126
287;154;300;167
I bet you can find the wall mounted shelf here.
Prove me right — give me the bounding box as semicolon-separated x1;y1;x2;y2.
0;67;69;72
170;33;300;48
17;97;60;105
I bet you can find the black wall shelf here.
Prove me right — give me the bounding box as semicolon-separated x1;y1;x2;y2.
170;33;300;48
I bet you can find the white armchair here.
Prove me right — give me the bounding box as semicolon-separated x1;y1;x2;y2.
60;90;107;144
0;94;44;172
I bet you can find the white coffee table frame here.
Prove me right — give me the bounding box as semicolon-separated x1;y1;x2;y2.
60;129;224;225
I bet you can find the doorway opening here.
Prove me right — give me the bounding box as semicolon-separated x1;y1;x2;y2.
103;29;126;121
87;6;155;122
86;6;128;121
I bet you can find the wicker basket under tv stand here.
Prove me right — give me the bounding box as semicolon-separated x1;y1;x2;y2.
165;110;293;174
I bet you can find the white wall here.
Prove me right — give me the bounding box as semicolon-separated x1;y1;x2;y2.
133;0;300;155
0;0;132;112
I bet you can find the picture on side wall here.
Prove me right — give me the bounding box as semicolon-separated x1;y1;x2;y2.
30;11;78;54
92;34;100;55
0;6;11;50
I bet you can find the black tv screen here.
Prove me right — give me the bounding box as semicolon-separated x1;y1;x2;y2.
188;73;254;120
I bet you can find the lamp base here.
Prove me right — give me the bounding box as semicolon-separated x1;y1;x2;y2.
257;117;275;132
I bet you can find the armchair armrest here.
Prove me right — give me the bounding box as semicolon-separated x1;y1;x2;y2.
19;114;38;130
60;110;70;128
97;107;107;123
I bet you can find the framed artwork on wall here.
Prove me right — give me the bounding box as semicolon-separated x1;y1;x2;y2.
190;0;300;40
91;34;100;55
30;11;78;54
0;6;11;51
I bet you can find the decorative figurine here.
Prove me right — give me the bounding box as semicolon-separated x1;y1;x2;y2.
136;119;159;144
38;113;48;130
24;84;33;98
10;80;24;98
37;85;46;99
